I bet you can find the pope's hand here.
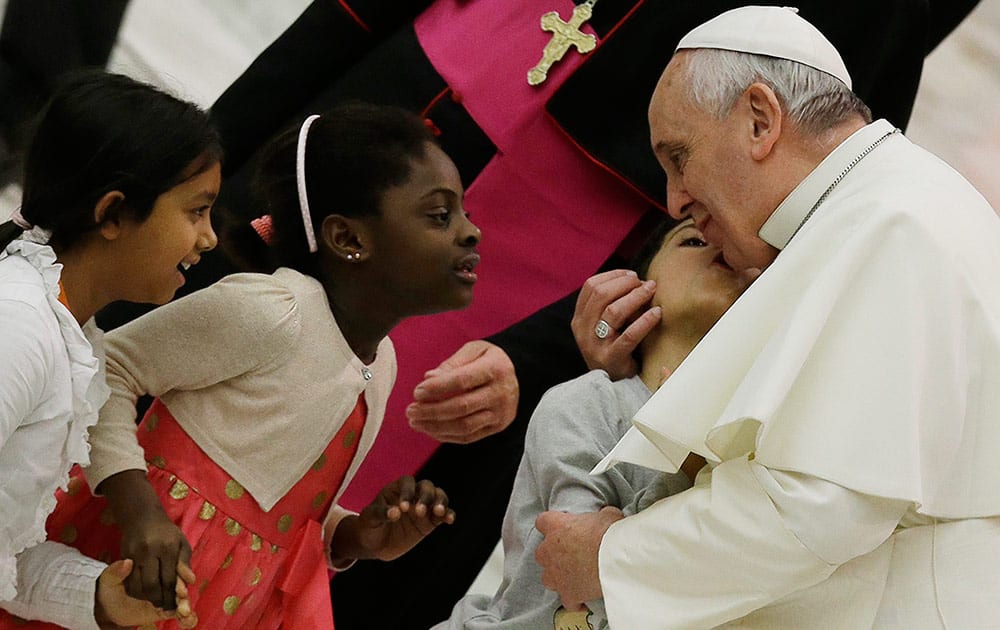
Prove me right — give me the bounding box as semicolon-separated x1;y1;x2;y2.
534;507;624;610
571;270;661;381
406;340;519;444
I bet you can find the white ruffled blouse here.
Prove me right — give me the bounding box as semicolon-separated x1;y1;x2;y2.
0;237;110;607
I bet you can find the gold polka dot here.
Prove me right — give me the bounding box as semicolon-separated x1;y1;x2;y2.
145;413;159;432
225;479;245;500
149;455;166;469
223;595;241;615
270;544;280;554
250;534;262;552
342;430;357;449
169;479;190;500
98;508;116;525
276;514;293;533
311;490;328;510
60;525;78;544
249;567;262;586
65;476;83;496
224;518;241;536
220;555;234;570
198;501;216;520
311;453;327;472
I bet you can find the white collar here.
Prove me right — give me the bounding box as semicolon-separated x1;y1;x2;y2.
759;119;898;250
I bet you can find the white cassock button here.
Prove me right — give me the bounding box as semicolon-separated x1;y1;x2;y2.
361;367;373;381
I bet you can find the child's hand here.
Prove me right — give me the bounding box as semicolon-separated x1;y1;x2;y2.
98;469;192;611
94;558;198;629
332;476;456;563
118;510;192;611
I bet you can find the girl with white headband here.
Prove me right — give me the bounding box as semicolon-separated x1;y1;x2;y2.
0;70;217;629
36;102;480;628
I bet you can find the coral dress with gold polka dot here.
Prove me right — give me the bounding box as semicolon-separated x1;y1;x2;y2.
15;396;366;629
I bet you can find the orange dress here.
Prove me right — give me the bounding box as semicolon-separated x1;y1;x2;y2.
2;396;366;629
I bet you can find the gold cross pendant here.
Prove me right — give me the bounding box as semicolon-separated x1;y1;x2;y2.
527;0;598;86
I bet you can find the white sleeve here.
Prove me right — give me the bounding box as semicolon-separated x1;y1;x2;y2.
598;456;908;628
0;542;105;630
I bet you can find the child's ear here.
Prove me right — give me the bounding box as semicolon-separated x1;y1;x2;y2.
94;191;126;240
320;214;369;262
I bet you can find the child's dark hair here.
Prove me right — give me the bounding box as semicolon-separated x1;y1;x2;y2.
622;217;677;365
0;70;222;252
223;101;438;276
629;217;678;280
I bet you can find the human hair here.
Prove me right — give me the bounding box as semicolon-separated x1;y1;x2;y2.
630;217;679;280
681;48;872;136
618;217;678;366
0;69;222;252
224;101;439;276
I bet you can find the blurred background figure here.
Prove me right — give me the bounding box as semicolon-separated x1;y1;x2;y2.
0;0;131;187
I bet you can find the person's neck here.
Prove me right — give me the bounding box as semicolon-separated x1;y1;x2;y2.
322;276;399;365
756;117;869;231
637;324;706;392
795;116;869;174
55;247;112;325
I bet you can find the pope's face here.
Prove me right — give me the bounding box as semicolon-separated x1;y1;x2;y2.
648;53;776;272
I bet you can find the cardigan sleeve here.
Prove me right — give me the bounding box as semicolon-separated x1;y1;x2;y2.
84;273;300;491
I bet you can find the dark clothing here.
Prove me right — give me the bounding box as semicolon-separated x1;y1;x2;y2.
0;0;129;181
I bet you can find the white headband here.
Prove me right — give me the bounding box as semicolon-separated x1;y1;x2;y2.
10;208;32;231
296;114;321;253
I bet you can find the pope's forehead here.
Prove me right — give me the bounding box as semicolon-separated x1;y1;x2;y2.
652;54;692;105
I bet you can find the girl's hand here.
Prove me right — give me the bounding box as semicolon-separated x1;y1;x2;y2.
331;476;456;563
94;559;198;629
97;469;193;611
118;511;193;610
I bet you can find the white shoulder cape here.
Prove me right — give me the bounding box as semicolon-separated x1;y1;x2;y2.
597;121;1000;518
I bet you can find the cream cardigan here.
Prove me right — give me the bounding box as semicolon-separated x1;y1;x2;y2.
86;268;396;547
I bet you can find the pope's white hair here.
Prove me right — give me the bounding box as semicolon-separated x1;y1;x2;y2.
680;48;872;136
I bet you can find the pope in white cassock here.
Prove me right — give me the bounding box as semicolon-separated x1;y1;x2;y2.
533;6;1000;629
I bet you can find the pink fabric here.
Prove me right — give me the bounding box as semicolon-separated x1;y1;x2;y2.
340;0;652;509
7;397;369;629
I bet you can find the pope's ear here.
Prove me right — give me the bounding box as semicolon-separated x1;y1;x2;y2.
94;191;126;240
744;82;782;161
